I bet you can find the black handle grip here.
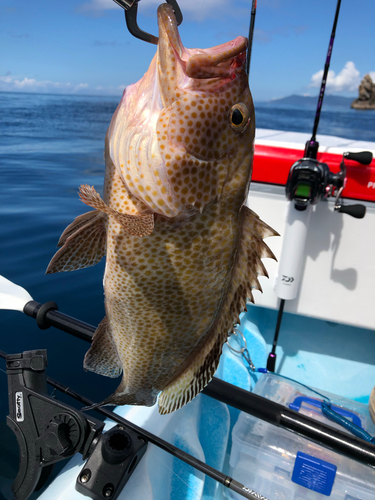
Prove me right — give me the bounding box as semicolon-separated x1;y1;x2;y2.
345;151;373;165
338;204;366;219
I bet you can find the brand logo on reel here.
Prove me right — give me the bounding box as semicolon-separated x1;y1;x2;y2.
15;392;24;422
282;275;294;284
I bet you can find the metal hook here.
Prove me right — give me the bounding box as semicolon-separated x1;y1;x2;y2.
227;328;257;372
113;0;183;45
226;328;247;354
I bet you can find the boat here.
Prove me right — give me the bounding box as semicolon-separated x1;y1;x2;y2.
1;128;374;500
1;1;375;499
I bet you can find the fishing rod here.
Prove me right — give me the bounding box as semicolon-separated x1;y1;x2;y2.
2;275;375;470
266;0;369;371
246;0;257;76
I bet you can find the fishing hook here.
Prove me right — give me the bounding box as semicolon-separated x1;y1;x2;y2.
112;0;183;45
226;328;257;372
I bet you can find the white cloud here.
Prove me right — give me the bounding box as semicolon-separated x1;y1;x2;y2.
79;0;233;21
309;61;361;93
0;74;90;94
0;73;127;96
369;72;375;82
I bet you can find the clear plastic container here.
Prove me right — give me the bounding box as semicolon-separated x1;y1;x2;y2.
226;373;375;500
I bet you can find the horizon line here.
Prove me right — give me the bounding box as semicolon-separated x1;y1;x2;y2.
0;89;358;103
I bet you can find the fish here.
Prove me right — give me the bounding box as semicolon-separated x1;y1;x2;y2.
46;3;277;415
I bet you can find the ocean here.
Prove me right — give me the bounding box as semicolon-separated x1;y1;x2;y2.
0;91;374;499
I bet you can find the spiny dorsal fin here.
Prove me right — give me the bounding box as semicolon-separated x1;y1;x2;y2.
158;206;278;414
46;210;106;274
79;184;154;237
84;317;122;378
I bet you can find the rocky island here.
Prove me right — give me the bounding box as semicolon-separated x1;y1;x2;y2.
351;74;375;110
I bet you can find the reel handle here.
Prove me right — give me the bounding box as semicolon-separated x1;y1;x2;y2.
337;204;366;219
344;151;373;165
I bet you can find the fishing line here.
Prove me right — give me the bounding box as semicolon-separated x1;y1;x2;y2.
266;0;343;371
232;336;375;444
148;447;196;493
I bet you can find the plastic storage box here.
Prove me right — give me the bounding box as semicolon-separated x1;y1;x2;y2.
227;373;375;499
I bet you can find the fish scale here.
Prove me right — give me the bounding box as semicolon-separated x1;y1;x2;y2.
46;3;278;414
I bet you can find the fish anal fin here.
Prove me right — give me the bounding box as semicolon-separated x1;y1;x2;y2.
158;206;278;415
84;317;122;379
158;329;222;415
79;184;154;237
46;210;106;274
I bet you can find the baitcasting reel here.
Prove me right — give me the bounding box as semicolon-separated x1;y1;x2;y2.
286;149;372;218
275;146;372;302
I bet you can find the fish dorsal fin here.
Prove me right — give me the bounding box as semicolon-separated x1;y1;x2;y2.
84;317;122;378
158;206;277;414
79;184;154;237
46;210;106;274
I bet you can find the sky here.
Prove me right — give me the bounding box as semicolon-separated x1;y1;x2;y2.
1;0;374;102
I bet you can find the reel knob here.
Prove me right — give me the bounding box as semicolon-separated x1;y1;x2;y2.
335;204;366;219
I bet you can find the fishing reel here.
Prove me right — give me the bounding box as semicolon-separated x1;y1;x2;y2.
6;349;147;500
275;147;372;302
286;149;372;218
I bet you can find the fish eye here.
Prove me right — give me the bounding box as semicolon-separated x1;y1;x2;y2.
229;103;250;133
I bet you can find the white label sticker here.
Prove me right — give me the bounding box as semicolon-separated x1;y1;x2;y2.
15;392;24;422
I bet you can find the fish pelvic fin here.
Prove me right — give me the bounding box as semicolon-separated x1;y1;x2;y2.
158;206;278;415
79;184;154;237
46;210;106;274
84;317;122;378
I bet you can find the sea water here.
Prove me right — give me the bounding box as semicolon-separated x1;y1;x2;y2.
0;91;374;499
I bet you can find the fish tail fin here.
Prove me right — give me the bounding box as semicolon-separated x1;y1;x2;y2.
94;377;158;408
158;206;278;415
46;209;106;274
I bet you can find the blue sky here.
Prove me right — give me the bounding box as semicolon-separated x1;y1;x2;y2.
1;0;374;101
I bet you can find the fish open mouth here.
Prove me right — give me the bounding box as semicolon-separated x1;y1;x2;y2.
157;4;248;82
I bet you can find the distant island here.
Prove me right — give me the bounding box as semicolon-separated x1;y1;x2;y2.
257;94;354;108
351;74;375;110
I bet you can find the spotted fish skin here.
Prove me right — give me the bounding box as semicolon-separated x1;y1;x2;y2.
47;4;277;414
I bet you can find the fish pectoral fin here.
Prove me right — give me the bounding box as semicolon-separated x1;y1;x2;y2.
79;184;154;237
46;210;106;274
84;317;122;378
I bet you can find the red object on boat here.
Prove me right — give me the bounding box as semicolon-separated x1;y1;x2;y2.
253;142;375;203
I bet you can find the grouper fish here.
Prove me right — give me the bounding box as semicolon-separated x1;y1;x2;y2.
47;3;277;414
